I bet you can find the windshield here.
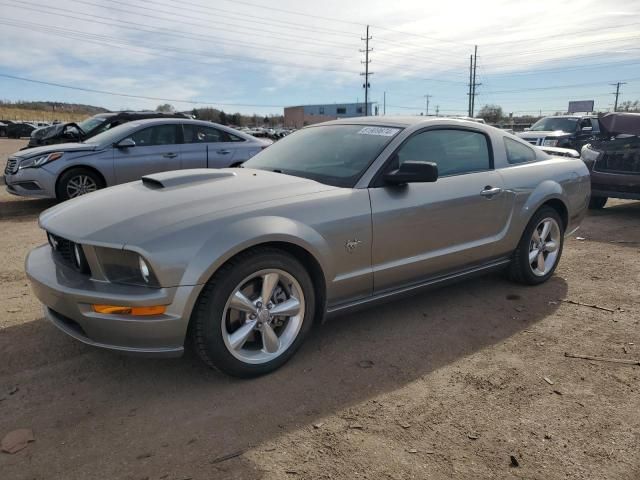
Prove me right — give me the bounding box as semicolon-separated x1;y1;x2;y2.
77;115;108;134
243;124;402;187
82;122;143;146
530;117;578;132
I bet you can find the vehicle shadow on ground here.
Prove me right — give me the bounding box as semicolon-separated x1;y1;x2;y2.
0;273;567;479
580;201;640;248
0;197;56;219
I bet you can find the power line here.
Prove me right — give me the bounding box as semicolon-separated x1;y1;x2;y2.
0;73;287;108
4;0;358;50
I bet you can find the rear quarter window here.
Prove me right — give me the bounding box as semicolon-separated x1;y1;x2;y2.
504;137;537;164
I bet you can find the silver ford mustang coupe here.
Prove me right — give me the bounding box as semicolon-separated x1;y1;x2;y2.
25;117;590;377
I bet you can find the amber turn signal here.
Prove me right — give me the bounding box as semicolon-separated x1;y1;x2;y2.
92;305;166;316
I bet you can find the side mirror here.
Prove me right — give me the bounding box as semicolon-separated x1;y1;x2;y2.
384;161;438;185
581;126;593;132
115;138;136;148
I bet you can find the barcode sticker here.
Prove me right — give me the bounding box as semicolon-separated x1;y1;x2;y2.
357;126;400;136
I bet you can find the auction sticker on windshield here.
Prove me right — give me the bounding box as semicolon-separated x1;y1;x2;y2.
357;126;400;136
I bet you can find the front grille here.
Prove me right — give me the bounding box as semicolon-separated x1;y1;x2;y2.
48;233;91;274
594;151;640;175
4;157;18;174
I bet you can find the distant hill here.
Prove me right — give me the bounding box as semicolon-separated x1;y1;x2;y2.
0;101;109;123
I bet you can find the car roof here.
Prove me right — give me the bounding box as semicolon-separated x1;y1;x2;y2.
309;116;500;130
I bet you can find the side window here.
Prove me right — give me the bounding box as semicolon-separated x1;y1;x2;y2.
396;129;491;176
183;124;235;143
504;137;537;164
129;125;177;146
590;118;600;133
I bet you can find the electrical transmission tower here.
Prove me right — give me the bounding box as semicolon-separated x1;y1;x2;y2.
610;82;627;112
360;25;373;116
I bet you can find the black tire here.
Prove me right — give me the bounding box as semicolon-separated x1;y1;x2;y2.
190;248;316;377
508;206;564;285
588;196;607;210
56;167;104;201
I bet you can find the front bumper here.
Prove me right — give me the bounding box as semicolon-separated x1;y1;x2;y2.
590;170;640;200
4;166;58;199
26;244;202;357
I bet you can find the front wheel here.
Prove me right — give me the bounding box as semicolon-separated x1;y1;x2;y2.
190;248;315;377
56;168;104;201
508;206;564;285
588;196;607;210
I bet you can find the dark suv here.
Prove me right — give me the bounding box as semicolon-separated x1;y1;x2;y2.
517;114;604;151
580;112;640;209
26;111;189;149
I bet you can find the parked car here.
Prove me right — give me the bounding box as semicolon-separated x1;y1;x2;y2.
7;122;37;138
580;112;640;209
517;114;604;151
26;111;189;149
25;117;590;377
0;121;7;137
5;119;271;200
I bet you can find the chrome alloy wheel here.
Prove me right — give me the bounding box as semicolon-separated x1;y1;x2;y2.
66;175;98;198
529;217;561;277
221;269;305;364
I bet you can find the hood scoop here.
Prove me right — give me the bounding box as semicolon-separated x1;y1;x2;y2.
142;169;236;189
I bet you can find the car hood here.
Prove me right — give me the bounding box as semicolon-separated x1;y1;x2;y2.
517;130;570;139
30;122;78;140
39;168;337;247
12;142;99;159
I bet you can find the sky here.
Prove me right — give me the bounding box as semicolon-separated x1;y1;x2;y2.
1;0;640;117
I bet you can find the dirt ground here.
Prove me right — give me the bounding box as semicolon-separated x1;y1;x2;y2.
0;138;639;480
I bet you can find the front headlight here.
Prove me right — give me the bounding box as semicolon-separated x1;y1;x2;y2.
94;247;159;287
19;152;63;170
542;139;558;147
580;144;600;164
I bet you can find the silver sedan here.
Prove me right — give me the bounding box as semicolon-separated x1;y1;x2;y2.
25;117;590;377
4;118;271;200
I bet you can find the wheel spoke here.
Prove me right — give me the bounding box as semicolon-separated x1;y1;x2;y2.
537;251;546;273
228;319;257;350
229;291;258;314
532;229;541;244
260;322;280;353
540;221;551;242
260;272;279;304
544;240;558;252
269;297;301;317
529;249;539;264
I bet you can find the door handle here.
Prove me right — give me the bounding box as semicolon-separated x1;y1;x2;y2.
480;186;502;197
216;149;231;155
163;152;178;158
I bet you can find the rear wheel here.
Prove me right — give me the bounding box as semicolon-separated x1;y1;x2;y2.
191;248;315;377
508;206;564;285
588;196;607;210
56;168;104;201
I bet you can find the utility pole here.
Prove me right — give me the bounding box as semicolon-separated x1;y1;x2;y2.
424;94;432;116
383;91;386;115
436;105;440;116
471;45;480;117
360;25;373;116
610;82;627;112
468;55;473;116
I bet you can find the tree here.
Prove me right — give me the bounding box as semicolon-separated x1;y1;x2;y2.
619;100;640;112
478;104;503;124
156;103;175;113
219;110;228;125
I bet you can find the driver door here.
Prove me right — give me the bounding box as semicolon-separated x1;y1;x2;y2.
369;127;510;294
113;124;181;184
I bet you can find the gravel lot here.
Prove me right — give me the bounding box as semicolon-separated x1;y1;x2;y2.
1;138;639;479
